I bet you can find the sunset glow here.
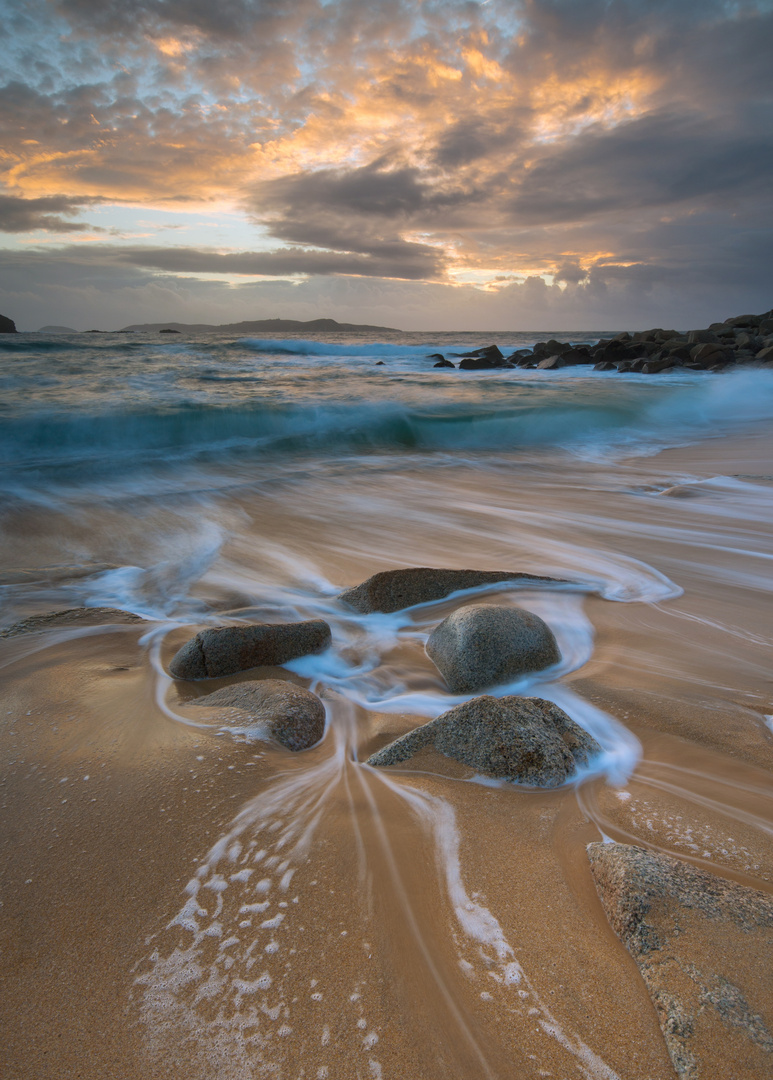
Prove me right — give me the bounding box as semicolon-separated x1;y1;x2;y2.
1;0;771;329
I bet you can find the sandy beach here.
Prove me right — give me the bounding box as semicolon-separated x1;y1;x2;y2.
2;418;773;1079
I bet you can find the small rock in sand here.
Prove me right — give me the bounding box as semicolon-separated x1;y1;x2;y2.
368;694;600;786
191;679;325;750
426;602;560;693
1;607;147;638
169;619;332;679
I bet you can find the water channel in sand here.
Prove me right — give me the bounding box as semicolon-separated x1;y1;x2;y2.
2;429;773;1079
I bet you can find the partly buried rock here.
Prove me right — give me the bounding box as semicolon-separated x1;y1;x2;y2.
1;606;147;638
426;603;560;692
339;567;564;614
169;619;331;679
588;842;773;1078
191;679;325;750
433;358;456;368
368;694;600;786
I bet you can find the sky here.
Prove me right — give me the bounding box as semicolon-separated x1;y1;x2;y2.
1;0;771;331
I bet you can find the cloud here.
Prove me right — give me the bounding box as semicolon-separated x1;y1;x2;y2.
0;193;104;232
115;241;444;279
1;0;772;327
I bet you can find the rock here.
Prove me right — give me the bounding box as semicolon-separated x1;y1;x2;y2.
426;603;560;692
339;567;565;615
0;313;18;333
690;342;725;363
468;344;504;363
687;330;720;345
594;360;617;371
427;353;446;361
588;842;773;1079
536;354;565;370
459;356;499;370
1;606;147;638
642;356;679;374
505;349;533;364
756;346;773;362
723;314;761;329
559;346;593;365
368;694;600;786
616;358;648;373
169;619;332;679
433;359;456;368
375;360;385;365
159;328;181;333
191;679;325;751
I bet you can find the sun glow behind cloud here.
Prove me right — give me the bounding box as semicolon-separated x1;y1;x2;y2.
1;0;772;327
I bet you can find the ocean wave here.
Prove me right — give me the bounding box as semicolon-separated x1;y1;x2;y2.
2;368;773;484
239;338;452;358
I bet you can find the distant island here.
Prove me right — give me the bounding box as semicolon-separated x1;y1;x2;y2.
120;317;400;333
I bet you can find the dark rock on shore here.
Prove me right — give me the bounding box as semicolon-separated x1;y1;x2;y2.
169;619;332;679
339;567;565;614
426;602;560;692
190;679;325;750
443;308;773;379
588;842;773;1078
368;694;600;786
434;358;456;368
1;607;147;637
0;313;18;333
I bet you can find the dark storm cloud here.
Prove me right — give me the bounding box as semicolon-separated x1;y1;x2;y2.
258;159;474;219
0;194;103;232
506;111;773;225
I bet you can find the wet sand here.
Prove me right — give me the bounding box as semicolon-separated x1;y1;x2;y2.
2;430;773;1079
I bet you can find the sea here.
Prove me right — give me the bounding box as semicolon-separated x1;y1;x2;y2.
3;328;773;1078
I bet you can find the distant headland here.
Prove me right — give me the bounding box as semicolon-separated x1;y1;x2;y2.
119;317;400;333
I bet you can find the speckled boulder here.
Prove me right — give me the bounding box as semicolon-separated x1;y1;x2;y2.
426;603;560;692
367;695;599;786
588;842;773;1078
339;567;563;615
169;619;332;680
191;680;325;751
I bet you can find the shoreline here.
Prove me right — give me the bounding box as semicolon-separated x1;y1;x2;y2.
3;427;773;1077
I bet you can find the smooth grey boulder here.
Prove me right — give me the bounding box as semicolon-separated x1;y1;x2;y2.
368;694;600;786
191;679;325;750
339;567;564;615
426;603;560;692
589;842;773;1078
169;619;331;679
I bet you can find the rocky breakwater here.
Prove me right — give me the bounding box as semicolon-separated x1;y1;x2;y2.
368;695;600;786
427;308;773;375
188;680;325;751
589;842;773;1078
